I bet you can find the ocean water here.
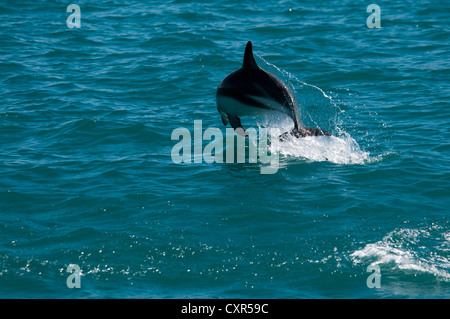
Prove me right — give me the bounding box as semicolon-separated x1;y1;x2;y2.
0;0;449;299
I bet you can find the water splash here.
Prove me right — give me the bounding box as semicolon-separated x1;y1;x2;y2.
255;53;339;130
350;224;450;282
277;132;369;165
255;54;370;165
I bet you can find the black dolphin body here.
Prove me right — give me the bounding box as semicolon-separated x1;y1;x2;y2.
216;41;331;139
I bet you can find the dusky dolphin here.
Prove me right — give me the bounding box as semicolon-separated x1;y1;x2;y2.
216;41;331;139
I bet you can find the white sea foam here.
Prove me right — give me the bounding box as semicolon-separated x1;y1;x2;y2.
258;118;370;165
253;55;371;165
276;131;370;165
350;226;450;281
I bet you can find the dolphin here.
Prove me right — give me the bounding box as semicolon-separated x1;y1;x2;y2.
216;41;331;139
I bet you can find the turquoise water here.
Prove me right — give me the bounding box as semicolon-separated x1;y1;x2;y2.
1;0;449;298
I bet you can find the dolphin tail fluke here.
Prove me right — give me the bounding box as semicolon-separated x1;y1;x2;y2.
228;114;248;137
279;127;331;141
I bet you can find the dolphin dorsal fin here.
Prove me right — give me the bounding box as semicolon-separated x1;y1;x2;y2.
242;41;259;69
